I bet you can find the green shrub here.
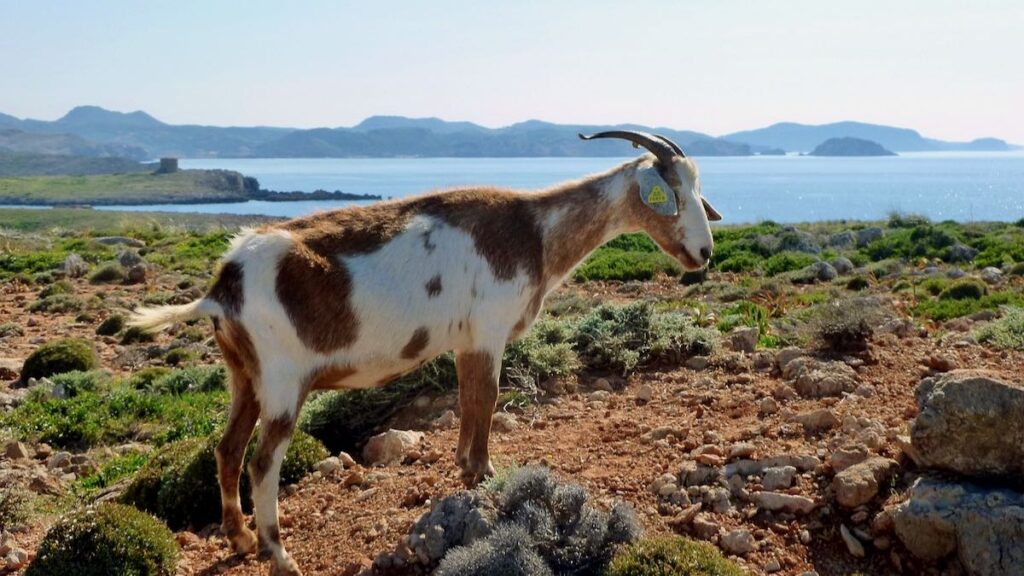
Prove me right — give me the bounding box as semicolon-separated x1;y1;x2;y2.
120;429;326;529
764;252;817;276
717;301;770;336
846;277;870;291
0;322;24;338
975;307;1024;350
914;292;1024;321
1010;263;1024;277
126;367;172;390
28;293;85;313
574;249;681;282
939;279;987;300
605;536;745;576
163;348;195;367
503;319;580;388
300;355;457;454
0;486;33;532
715;251;760;273
78;452;151;492
50;370;112;398
121;326;155;344
20;338;98;383
88;263;125;284
26;503;178;576
95;314;125;336
918;277;949;296
38;280;73;299
147;365;225;394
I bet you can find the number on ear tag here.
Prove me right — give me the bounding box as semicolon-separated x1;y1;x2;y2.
637;168;678;216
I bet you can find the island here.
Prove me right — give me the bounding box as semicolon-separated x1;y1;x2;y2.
0;161;380;206
808;137;896;157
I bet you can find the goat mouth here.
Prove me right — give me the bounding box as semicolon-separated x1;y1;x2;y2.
676;248;704;271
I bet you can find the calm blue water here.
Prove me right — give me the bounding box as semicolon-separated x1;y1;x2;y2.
10;153;1024;223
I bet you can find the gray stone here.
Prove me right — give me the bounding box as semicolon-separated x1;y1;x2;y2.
491;412;518;433
947;267;967;279
980;267;1003;284
856;227;883;247
787;358;859;398
685;355;709;370
720;529;755;555
808;261;837;282
778;228;821;254
125;264;147;285
894;475;1024;575
752;491;816;515
116;249;144;267
833;457;899;508
775;347;804;371
761;466;797;490
911;371;1024;480
95;236;145;247
316;457;342;475
792;409;840;432
729;326;759;354
828;231;856;248
840;524;865;558
947;243;979;263
831;256;854;275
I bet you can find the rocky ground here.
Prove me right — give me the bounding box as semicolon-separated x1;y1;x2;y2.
2;272;1022;575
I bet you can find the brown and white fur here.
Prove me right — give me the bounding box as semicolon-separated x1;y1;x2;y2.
131;152;716;576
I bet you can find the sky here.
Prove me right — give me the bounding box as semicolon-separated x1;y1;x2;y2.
1;0;1022;142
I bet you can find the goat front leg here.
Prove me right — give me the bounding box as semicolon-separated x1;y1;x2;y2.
249;413;302;576
455;349;500;487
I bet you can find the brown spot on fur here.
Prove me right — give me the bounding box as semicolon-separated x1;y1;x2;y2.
209;261;244;317
401;327;430;359
425;275;443;298
249;416;295;486
275;244;359;353
304;364;357;391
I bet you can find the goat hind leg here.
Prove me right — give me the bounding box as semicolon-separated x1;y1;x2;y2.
215;382;260;555
249;413;302;576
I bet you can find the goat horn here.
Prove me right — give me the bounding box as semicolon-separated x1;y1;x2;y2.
577;130;678;166
653;133;686;158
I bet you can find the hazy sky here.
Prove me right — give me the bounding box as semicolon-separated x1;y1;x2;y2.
2;1;1022;142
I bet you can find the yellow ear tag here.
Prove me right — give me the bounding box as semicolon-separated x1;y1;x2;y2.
647;185;668;205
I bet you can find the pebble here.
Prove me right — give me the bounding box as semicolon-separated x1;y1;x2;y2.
3;441;29;460
764;558;782;573
491;412;518;433
337;451;357;467
840;524;865;557
720;529;755;555
634;384;653;404
316;457;343;475
592;378;613;392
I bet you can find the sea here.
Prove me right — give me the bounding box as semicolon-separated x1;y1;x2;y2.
13;152;1024;223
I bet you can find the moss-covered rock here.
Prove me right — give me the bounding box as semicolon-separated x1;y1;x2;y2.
26;503;178;576
120;428;326;529
604;536;746;576
20;338;98;384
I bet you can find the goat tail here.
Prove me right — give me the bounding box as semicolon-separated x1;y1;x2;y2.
128;298;222;333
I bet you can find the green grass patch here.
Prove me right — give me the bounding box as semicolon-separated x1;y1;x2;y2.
975;307;1024;350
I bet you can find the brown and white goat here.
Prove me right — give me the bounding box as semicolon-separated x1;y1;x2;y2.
131;131;721;576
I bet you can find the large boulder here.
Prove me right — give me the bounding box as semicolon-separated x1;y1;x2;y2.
832;457;898;508
911;371;1024;481
893;475;1024;575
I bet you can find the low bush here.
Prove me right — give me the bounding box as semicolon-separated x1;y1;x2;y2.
715;251;760;273
939;279;987;301
503;319;580;388
26;503;178;576
126;367;172;390
917;277;949;296
1010;263;1024;277
717;301;770;337
120;428;326;529
301;354;457;454
914;292;1024;321
49;370;112;398
809;299;878;352
605;536;745;576
121;326;155;344
0;322;24;338
88;263;125;284
95;314;125;336
845;276;870;291
0;486;33;532
149;365;225;394
764;252;817;276
429;466;641;576
38;280;73;299
20;338;98;383
975;307;1024;350
28;293;85;313
163;348;195;367
574;249;681;282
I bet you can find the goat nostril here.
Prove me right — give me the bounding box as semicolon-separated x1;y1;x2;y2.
699;247;712;262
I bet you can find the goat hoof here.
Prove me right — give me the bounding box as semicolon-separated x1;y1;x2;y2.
460;461;495;487
269;556;303;576
229;527;259;556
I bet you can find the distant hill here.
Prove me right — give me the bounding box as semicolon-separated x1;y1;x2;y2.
0;153;148;177
725;121;1012;153
0;106;1015;158
0;128;146;159
808;137;896;157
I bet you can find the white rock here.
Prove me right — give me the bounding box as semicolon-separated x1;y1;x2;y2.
431;410;457;429
752;491;816;514
363;429;424;466
491;412;518;433
721;529;755;555
635;385;653;403
840;524;865;558
316;457;342;475
337;451;357;467
762;466;797;491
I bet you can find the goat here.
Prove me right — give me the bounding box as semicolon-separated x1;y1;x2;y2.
130;130;721;576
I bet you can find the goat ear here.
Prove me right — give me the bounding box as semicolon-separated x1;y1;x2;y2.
702;198;723;221
636;167;678;216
